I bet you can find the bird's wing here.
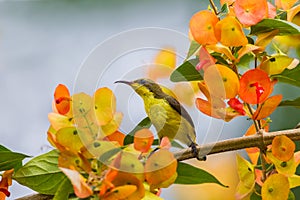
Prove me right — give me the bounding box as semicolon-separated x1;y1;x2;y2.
164;95;195;129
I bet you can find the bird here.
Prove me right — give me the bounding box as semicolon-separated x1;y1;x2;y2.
115;78;202;159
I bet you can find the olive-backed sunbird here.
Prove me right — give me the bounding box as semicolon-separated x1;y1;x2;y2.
115;78;199;153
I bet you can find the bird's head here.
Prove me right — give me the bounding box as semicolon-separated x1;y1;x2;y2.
115;78;163;98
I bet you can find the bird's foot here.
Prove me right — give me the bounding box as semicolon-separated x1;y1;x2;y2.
190;142;206;161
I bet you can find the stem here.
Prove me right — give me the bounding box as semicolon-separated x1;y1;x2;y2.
209;0;218;15
246;103;267;181
258;130;267;182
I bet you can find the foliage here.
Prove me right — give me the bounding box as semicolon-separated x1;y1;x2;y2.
1;0;300;199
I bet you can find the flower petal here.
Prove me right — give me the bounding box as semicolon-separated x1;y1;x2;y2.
190;10;219;45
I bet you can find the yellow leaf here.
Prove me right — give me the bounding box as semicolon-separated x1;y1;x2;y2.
81;140;119;161
72;93;99;139
100;112;123;136
56;127;85;154
267;151;297;176
236;154;255;189
48;112;73;131
259;55;299;75
94;87;116;126
288;174;300;189
261;173;289;200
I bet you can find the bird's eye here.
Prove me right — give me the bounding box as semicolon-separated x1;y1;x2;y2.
138;79;146;85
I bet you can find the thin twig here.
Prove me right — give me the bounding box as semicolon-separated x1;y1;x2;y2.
209;0;218;15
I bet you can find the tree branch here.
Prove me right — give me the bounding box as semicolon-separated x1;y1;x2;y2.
16;194;53;200
16;128;300;200
175;128;300;161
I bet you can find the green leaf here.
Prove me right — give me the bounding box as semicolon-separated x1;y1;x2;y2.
272;65;300;87
0;145;29;171
175;162;228;187
251;19;300;35
124;117;152;145
250;191;262;200
170;58;203;82
13;150;67;195
186;41;201;60
279;97;300;108
53;176;73;200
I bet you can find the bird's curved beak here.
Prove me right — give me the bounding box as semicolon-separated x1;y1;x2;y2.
114;80;133;85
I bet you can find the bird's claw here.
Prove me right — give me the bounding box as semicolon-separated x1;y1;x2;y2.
190;142;206;161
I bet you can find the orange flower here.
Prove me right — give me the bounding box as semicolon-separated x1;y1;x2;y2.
215;16;248;47
234;0;268;26
238;69;272;104
272;135;295;162
204;64;240;99
0;169;13;200
134;129;154;153
54;84;71;115
190;10;219;45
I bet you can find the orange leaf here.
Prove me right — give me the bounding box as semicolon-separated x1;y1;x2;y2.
272;135;295;162
189;10;219;45
104;131;126;146
204;64;240;99
234;0;268;26
276;0;298;10
261;173;289;200
287;4;300;22
94;87;116;126
102;185;137;200
252;95;282;120
255;30;280;50
54;84;71;115
215;16;248;47
134;129;154;153
110;172;145;200
60;167;93;198
145;150;177;189
238;69;272;104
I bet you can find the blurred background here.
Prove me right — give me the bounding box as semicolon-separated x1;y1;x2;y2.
0;0;300;199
